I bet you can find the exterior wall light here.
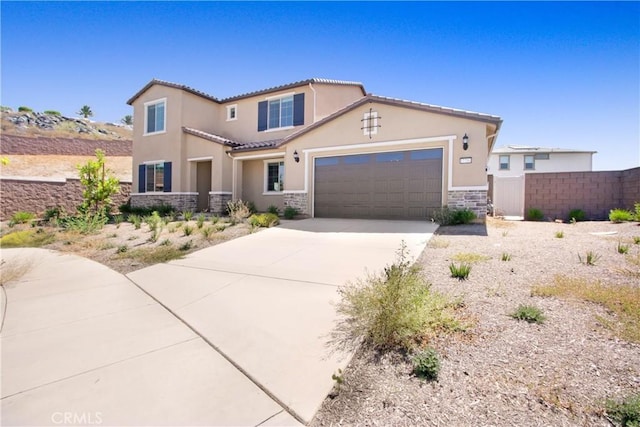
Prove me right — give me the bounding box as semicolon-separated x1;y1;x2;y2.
293;150;300;163
462;134;469;151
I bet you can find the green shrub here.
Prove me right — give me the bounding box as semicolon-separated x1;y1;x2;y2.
283;206;298;220
610;209;634;223
605;393;640;427
633;236;640;245
179;240;193;251
449;262;471;280
60;213;108;234
452;208;476;224
555;231;564;238
183;225;194;236
11;211;36;224
412;348;441;381
567;209;586;222
119;203;174;217
145;211;163;242
248;213;280;228
17;106;32;112
247;201;257;215
501;253;511;261
267;205;280;215
0;229;55;247
201;226;215;239
196;213;206;229
510;304;546;324
43;110;61;116
527;208;544;221
617;241;630;255
128;214;142;230
333;242;464;350
578;251;601;266
210;215;220;225
635;203;640;221
182;210;194;221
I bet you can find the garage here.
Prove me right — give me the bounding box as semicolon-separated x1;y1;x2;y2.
314;148;443;219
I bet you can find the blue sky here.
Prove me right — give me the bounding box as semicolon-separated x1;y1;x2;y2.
2;1;638;170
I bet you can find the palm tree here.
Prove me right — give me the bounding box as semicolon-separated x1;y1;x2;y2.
77;105;93;119
121;115;133;125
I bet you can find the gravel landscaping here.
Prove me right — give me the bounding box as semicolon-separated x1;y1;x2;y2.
312;218;640;427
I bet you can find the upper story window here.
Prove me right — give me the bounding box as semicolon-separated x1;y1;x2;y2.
144;98;166;135
524;155;535;170
226;104;237;121
257;93;304;132
534;153;549;160
499;155;510;170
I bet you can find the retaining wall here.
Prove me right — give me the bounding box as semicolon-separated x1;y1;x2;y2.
0;135;132;156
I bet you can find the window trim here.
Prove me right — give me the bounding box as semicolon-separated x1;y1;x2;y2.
524;154;535;170
263;159;285;194
143;98;167;136
226;104;237;121
499;155;510;170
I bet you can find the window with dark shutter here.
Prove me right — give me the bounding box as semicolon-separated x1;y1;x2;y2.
258;101;268;131
163;162;172;192
138;164;146;193
293;93;304;126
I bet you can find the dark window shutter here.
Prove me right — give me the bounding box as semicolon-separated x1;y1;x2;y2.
163;162;172;192
138;164;146;193
257;101;268;131
293;93;305;126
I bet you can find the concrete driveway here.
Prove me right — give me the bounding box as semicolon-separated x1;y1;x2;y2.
1;219;436;426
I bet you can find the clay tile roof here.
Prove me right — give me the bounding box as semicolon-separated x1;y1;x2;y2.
182;127;241;147
127;79;219;105
230;139;281;152
220;78;366;102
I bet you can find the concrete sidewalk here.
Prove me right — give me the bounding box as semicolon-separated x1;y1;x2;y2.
1;219;436;426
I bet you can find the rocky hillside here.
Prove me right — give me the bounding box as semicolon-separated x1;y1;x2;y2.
1;110;132;141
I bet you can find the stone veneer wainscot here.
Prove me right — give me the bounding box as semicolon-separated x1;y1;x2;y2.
447;190;487;219
209;192;232;215
130;193;198;212
283;192;309;215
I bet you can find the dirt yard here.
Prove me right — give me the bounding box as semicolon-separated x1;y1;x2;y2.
312;218;640;427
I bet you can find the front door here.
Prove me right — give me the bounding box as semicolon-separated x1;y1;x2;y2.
197;161;212;211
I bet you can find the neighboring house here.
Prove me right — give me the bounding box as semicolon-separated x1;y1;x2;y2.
126;78;502;220
488;145;596;177
487;146;596;217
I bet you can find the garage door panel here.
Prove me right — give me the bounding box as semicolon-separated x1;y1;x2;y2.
314;148;443;219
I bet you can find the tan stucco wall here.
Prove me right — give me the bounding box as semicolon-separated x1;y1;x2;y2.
240;158;285;211
312;84;366;120
183;134;233;193
131;85;184;193
282;102;494;191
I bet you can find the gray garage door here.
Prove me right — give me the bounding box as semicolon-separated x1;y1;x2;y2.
314;148;443;219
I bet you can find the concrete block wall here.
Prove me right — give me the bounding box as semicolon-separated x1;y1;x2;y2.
1;135;132;156
0;178;131;219
524;167;639;220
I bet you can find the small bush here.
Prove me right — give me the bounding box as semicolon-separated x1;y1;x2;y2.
333;242;465;350
129;214;142;230
113;214;124;227
527;208;544;221
159;239;171;246
578;251;601;266
606;393;640;427
227;200;251;223
452;208;477;225
119;203;174;217
117;245;128;253
196;214;206;229
267;205;280;215
145;211;163;243
60;213;108;234
449;262;471;280
43;206;64;221
510;304;546;324
201;226;215;239
412;348;441;381
11;211;36;224
247;201;257;215
635;202;640;221
633;236;640;245
567;209;586;222
183;210;194;221
179;240;193;251
17;106;33;112
283;206;298;220
183;225;194;236
610;209;634;223
210;215;220;225
248;213;280;228
43;110;61;116
555;231;564;239
501;253;511;261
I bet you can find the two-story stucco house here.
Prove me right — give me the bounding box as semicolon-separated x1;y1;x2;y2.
126;78;502;220
488;145;596;177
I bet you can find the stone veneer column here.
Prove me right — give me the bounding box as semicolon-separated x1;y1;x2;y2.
209;193;232;215
283;192;309;215
130;193;198;212
447;190;487;219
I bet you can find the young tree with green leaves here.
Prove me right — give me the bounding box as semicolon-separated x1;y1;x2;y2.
77;149;120;215
77;105;93;119
121;115;133;125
